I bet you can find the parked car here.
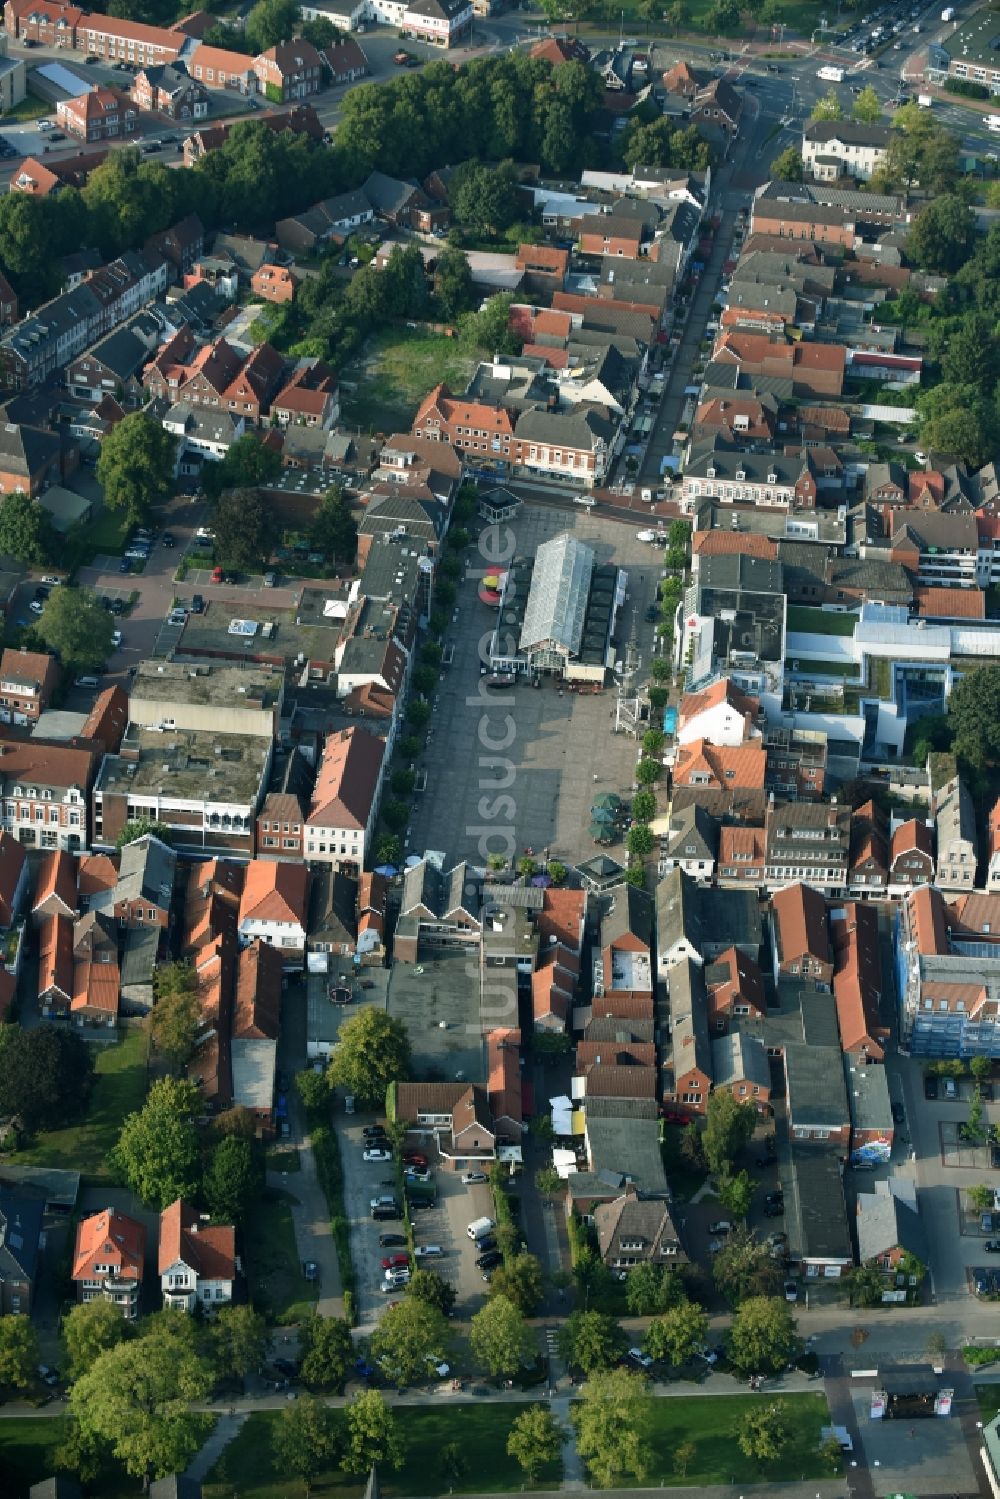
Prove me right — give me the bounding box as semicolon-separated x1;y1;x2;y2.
161;532;175;547
363;1125;388;1139
364;1147;392;1163
708;1220;733;1235
302;1262;318;1282
461;1171;488;1185
211;566;224;583
378;1233;406;1248
371;1205;401;1221
944;1077;958;1100
29;599;44;614
381;1254;409;1271
924;1073;939;1100
783;1280;798;1302
985;1240;1000;1254
404;1166;430;1182
413;1244;443;1258
891;1101;905;1124
627;1348;653;1369
191;593;204;613
476;1250;502;1270
403;1152;428;1167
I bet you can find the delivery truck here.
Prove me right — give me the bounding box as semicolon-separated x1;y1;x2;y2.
817;64;845;82
941;7;956;21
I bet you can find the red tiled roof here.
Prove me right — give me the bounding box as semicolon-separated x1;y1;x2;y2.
914;586;985;619
673;738;766;790
692;531;778;561
73;1207;145;1283
890;818;933;864
308;726;385;830
159;1198;235;1280
908;884;948;956
32;849;77;919
718;824;766;865
771;881;830;968
239;859;309;927
537;888;585;952
831;901;886;1058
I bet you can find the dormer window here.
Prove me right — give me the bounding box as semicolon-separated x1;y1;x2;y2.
735;468;746;481
706;466;716;479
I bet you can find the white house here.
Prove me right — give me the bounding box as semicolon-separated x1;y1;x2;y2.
158;1199;235;1312
802;120;890;182
676;678;761;748
304;725;386;872
238;859;310;967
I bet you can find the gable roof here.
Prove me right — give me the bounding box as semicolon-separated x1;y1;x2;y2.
32;849;77;920
239;860;309;927
72;1206;145;1282
772;881;830;968
308;726;385;830
159;1198;235;1281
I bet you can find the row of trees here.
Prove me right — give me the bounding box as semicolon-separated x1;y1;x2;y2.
0;52;626;309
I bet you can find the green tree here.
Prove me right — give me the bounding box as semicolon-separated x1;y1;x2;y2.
718;1168;754;1221
96;411;176;526
406;1268;457;1318
342;1389;404;1476
296;1066;330;1112
212;1305;268;1382
573;1368;652;1488
375;833;401;866
62;1299;131;1381
326;1007;410;1108
211;486;276;574
535;1166;563;1200
0;1315;40;1390
810;90;842;121
635;758;662;785
470;1294;534;1380
408;699;431;728
703;1089;757;1178
947;664;1000;770
631;790;657;822
246;0;301;52
433;245;475;318
972;1056;992;1084
110;1076;202;1209
547;859;568;885
489;1253;544;1316
299;1313;354;1393
726;1295;798;1376
771;146;803;181
627;823;654;858
626;1262;681;1317
202;433;281;501
0;490;53;563
310;485;357;565
299;14;337;46
273;1392;340;1498
369;1297;449;1388
644;1298;709;1368
713;1227;782;1306
0;1023;94;1134
518;855;537;880
115;818;172;850
507;1404;563;1481
624;862;647;888
642;729;665;757
204;1134;261;1224
150;964;200;1071
559;1310;625;1373
440;1442;468;1485
852;84;881;122
674;1439;697;1479
69;1316;212;1486
907;195;977;274
969;1183;995;1213
35;586;114;674
735;1401;792;1464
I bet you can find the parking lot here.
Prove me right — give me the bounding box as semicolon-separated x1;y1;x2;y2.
339;1114;497;1335
405;504;666;868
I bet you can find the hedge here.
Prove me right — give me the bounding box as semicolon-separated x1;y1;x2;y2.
307;1109;358;1324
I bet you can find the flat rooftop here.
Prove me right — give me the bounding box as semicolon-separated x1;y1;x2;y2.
174;601;340;669
132;660;283;710
386;948;486;1085
97;726;270;803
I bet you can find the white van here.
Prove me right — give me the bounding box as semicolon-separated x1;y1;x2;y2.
467;1216;495;1241
75;675;100;688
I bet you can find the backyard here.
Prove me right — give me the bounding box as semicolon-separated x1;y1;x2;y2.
243;1186;319;1324
340;327;480;433
205;1404;563;1498
6;1027;148;1184
64;505;132;575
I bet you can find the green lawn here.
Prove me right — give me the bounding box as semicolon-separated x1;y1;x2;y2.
789;658;861;680
243;1187;318;1324
7;1028;148;1183
341;327;480;434
3;88;51;122
65;506;132;575
205;1404;563;1499
660;1124;706;1203
786;605;859;637
631;1393;832;1487
0;1415;141;1497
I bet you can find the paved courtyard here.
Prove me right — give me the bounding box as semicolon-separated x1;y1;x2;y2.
405;504;666;870
848;1386;978;1497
